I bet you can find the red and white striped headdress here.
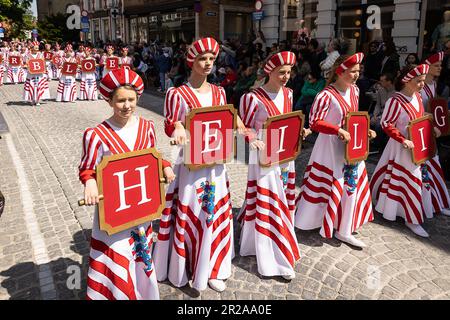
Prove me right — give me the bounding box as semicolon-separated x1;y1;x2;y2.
99;67;144;101
121;47;129;52
64;44;73;52
424;52;445;65
31;41;40;47
84;47;92;54
335;52;364;75
402;64;429;83
186;37;220;68
106;45;114;51
264;51;297;74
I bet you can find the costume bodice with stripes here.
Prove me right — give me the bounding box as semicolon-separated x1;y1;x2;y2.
164;83;226;127
383;92;424;137
240;86;293;132
309;84;359;128
420;81;436;109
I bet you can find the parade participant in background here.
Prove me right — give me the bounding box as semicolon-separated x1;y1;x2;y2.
237;51;309;280
0;50;5;86
56;44;78;102
79;67;175;300
43;43;55;80
20;45;29;81
6;43;26;84
23;41;50;106
79;47;98;101
419;52;450;216
119;47;133;69
295;53;376;248
53;42;64;79
75;44;85;80
370;64;447;237
154;37;245;293
100;45;117;78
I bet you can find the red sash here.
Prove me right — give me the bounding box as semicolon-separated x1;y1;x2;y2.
176;84;221;109
392;92;424;121
252;87;291;117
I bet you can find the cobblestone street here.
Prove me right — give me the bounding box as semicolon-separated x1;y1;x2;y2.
1;81;450;300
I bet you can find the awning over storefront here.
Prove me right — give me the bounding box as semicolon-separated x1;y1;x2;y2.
124;1;194;16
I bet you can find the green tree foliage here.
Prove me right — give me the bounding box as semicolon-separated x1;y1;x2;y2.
0;0;34;39
37;13;80;43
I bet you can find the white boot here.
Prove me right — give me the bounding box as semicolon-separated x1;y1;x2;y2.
405;222;429;237
335;232;367;248
208;279;226;292
440;209;450;217
282;273;295;280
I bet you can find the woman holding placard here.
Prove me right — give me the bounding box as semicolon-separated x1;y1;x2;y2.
237;51;306;280
56;44;78;102
295;53;376;248
370;64;445;237
23;41;50;106
153;37;246;293
79;67;175;299
419;52;450;217
100;45;118;79
78;47;98;101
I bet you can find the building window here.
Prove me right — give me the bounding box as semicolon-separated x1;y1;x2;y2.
282;0;318;42
423;1;450;55
224;11;253;42
130;18;138;43
336;0;394;52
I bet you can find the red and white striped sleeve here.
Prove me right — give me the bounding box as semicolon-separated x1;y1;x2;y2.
218;86;227;105
381;97;405;143
78;128;103;184
239;92;258;129
309;90;340;135
164;87;182;137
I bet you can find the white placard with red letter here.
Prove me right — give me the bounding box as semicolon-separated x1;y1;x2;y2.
8;55;22;66
184;105;237;170
96;148;166;235
81;59;96;72
27;58;46;74
408;115;437;165
106;57;119;70
61;62;78;76
429;98;450;136
259;111;305;167
344;112;370;164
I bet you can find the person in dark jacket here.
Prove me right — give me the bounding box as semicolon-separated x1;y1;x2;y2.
364;41;384;81
155;47;172;93
380;41;400;76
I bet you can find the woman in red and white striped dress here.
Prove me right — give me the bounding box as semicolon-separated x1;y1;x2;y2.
6;44;26;84
119;47;133;69
78;47;98;101
79;67;175;300
0;50;5;86
370;64;445;237
419;52;450;217
23;42;50;106
100;45;118;79
295;53;376;248
153;37;245;293
56;44;78;102
238;51;305;279
53;43;64;79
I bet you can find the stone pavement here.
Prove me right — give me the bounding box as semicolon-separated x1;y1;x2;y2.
1;81;450;300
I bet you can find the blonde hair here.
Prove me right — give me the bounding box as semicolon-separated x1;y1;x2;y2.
326;54;351;86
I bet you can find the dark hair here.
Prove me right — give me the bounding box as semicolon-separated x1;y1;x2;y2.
310;68;322;81
309;38;319;50
394;65;416;91
380;72;395;83
405;53;420;65
383;41;397;57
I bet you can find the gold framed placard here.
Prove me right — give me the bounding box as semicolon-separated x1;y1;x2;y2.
96;148;166;235
344;111;370;165
428;97;450;136
184;104;237;171
407;114;437;165
259;111;305;167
